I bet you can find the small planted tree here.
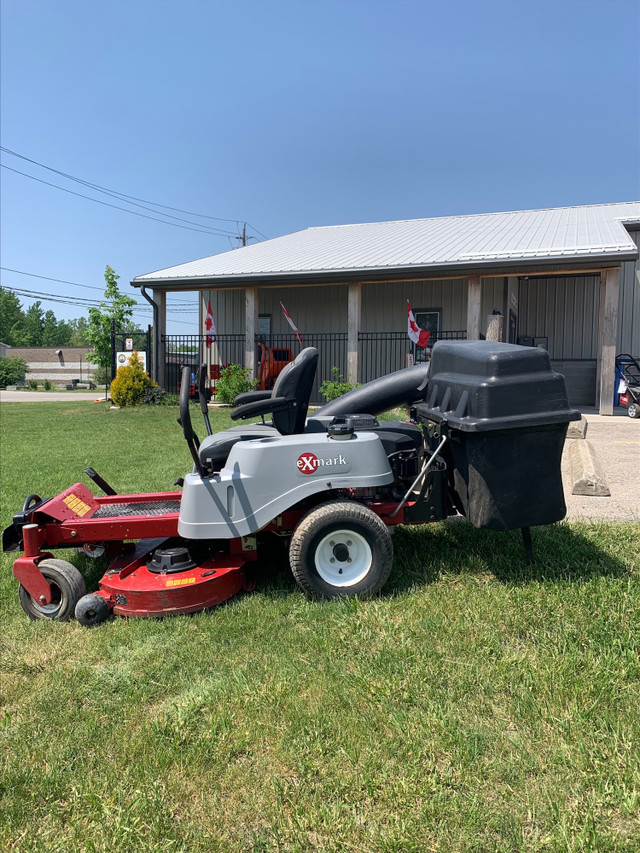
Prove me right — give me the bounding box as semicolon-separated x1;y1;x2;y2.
85;266;137;377
110;351;155;406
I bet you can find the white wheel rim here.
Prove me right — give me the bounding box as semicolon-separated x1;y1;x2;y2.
31;583;62;616
314;529;372;587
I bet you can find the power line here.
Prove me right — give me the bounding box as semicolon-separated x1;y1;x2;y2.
0;267;196;305
1;146;245;226
2;164;241;237
2;285;197;313
1;147;267;241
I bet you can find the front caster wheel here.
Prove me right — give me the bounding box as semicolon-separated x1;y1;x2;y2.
75;593;110;627
289;501;393;599
628;402;640;419
18;559;86;621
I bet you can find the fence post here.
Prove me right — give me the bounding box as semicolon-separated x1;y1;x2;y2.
110;319;116;383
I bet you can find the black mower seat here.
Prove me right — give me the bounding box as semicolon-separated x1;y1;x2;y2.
197;347;319;471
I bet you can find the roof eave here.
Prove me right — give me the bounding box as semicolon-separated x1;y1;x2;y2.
131;249;638;290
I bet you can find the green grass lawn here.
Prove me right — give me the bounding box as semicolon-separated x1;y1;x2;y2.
1;402;639;852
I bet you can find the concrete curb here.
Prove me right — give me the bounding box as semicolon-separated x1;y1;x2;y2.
568;439;610;496
567;416;588;440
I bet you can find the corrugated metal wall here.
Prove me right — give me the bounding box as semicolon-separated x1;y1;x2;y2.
517;275;599;359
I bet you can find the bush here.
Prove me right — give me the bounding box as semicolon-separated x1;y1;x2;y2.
28;379;38;390
92;364;110;386
216;364;257;404
0;356;28;387
140;385;168;405
42;379;55;391
319;367;359;402
109;351;155;406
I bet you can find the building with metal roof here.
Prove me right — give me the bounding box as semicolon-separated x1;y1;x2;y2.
132;202;640;414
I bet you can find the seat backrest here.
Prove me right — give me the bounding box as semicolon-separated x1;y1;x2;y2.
272;347;319;434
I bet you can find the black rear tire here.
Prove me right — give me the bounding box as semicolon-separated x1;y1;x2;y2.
18;559;86;621
75;593;110;627
628;402;640;419
289;501;393;599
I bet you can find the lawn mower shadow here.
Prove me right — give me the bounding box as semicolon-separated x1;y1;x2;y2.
388;519;629;594
74;520;629;612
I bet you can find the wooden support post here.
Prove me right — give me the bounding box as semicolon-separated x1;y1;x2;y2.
466;275;482;340
245;286;258;380
153;289;167;388
596;268;620;416
347;282;361;385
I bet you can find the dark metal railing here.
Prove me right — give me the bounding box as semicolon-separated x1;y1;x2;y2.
160;330;466;398
357;330;467;384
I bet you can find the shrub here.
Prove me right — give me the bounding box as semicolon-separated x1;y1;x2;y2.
140;385;167;405
28;379;38;390
42;379;55;391
109;351;155;406
319;367;359;402
0;356;28;387
216;364;257;404
92;364;110;386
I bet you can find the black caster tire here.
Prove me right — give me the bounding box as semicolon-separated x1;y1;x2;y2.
628;403;640;419
289;501;393;600
18;559;86;621
75;593;110;627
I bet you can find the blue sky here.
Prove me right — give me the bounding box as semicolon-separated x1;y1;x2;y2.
1;0;639;334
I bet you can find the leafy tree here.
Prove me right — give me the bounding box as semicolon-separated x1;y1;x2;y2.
85;266;137;373
68;317;92;346
22;302;46;346
0;289;26;345
0;357;28;386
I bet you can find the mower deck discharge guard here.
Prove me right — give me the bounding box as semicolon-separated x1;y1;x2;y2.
4;341;579;626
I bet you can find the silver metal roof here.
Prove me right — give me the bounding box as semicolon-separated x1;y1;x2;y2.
133;202;640;286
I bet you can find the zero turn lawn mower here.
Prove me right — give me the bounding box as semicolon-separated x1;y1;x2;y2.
3;340;579;627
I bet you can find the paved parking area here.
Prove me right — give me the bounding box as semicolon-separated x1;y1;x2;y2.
563;410;640;522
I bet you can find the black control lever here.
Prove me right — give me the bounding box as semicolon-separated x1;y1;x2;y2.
198;364;213;436
84;467;117;496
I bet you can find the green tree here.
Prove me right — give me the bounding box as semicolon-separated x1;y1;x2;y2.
85;266;137;372
0;289;25;345
22;302;45;346
42;311;73;346
68;316;92;346
0;357;28;386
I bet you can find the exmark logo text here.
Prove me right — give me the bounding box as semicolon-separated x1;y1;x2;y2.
297;452;348;474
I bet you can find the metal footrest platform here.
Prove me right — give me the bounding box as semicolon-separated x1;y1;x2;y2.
93;500;181;519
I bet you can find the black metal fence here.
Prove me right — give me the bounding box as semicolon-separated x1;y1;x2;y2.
111;327;152;381
160;330;466;400
162;334;245;394
358;330;467;384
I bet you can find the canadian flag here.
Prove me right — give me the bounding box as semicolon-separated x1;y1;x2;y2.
205;300;216;348
280;301;303;345
407;300;430;348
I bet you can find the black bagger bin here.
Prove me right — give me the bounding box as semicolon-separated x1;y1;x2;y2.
414;340;581;531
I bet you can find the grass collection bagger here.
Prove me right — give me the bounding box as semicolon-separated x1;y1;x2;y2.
3;340;580;627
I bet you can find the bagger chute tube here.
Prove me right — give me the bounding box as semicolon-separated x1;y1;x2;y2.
3;341;580;626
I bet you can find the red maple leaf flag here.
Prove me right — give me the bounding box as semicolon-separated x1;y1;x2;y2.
205;300;216;349
280;301;303;345
407;300;430;348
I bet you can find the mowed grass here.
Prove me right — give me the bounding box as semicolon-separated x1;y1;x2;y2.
1;401;640;852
